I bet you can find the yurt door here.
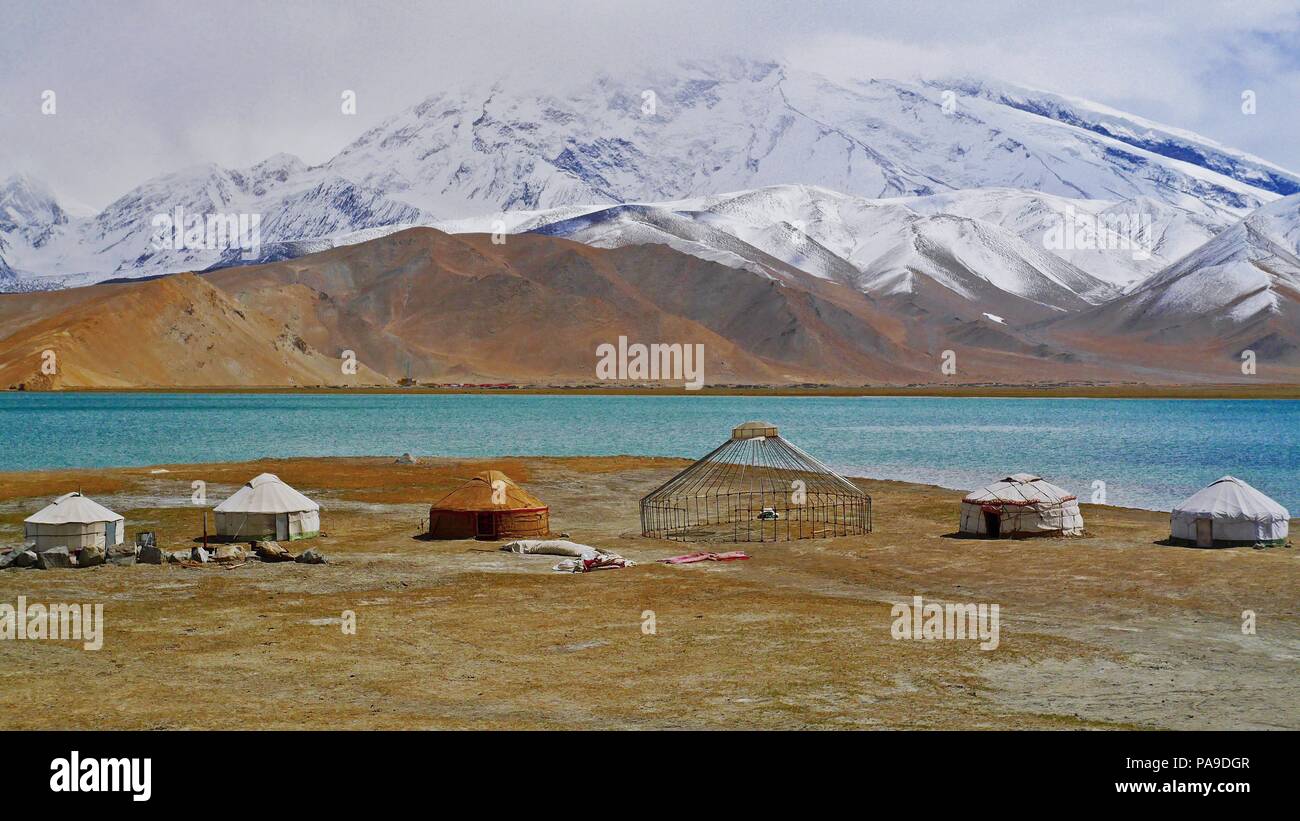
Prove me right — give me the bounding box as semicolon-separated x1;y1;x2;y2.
105;520;117;546
984;511;1001;538
1195;517;1213;547
476;513;495;539
276;514;289;541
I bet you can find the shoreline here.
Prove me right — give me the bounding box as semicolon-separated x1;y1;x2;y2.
5;384;1300;399
0;454;1208;517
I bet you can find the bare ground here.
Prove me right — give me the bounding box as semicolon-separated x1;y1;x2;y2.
0;456;1295;730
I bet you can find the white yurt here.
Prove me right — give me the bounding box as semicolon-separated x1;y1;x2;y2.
959;473;1084;538
213;473;320;542
23;492;125;552
1170;476;1290;547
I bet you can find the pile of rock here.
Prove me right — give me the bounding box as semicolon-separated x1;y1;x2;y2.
252;540;328;564
254;540;295;562
295;547;327;565
1;544;85;569
2;539;327;570
0;546;38;569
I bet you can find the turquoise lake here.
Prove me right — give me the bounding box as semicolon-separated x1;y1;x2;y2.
0;393;1295;513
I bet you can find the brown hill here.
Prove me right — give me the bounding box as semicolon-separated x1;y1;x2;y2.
204;227;931;384
0;273;389;388
0;226;1260;388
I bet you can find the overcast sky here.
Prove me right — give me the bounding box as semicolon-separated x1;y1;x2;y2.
2;0;1297;210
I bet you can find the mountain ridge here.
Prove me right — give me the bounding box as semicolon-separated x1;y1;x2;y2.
3;57;1293;290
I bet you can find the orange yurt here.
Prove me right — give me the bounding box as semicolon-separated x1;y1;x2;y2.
427;470;550;540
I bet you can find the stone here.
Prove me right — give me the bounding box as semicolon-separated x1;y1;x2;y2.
78;544;106;567
394;452;418;464
254;540;294;562
137;544;165;565
295;547;327;565
0;546;36;569
107;542;136;566
36;546;74;569
167;550;189;564
214;544;245;562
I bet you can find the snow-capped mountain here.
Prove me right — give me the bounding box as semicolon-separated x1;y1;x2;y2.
0;175;68;248
1048;193;1300;372
897;189;1224;290
0;158;428;286
1087;193;1300;329
320;59;1288;217
1;57;1295;297
949;78;1300;198
523;185;1117;320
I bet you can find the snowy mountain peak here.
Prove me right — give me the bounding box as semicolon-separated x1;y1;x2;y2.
238;153;309;197
1242;191;1300;254
1067;192;1300;352
1142;192;1300;293
0;173;68;247
943;77;1300;200
3;57;1298;300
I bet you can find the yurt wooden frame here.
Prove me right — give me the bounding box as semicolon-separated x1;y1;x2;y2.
640;423;871;543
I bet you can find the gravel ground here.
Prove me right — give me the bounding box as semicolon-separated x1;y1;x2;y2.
0;456;1295;729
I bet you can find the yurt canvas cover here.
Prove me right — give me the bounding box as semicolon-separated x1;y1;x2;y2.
213;473;320;541
1170;476;1290;547
959;473;1083;537
23;492;125;552
427;470;550;540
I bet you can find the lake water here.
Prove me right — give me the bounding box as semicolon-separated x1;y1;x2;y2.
0;393;1295;513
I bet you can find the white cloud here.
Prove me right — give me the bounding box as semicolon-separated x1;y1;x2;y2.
1;0;1296;209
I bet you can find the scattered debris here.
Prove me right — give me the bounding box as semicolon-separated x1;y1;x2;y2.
394;452;418;464
659;551;751;565
502;539;635;573
555;640;609;653
36;546;73;569
190;546;211;563
295;547;327;564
